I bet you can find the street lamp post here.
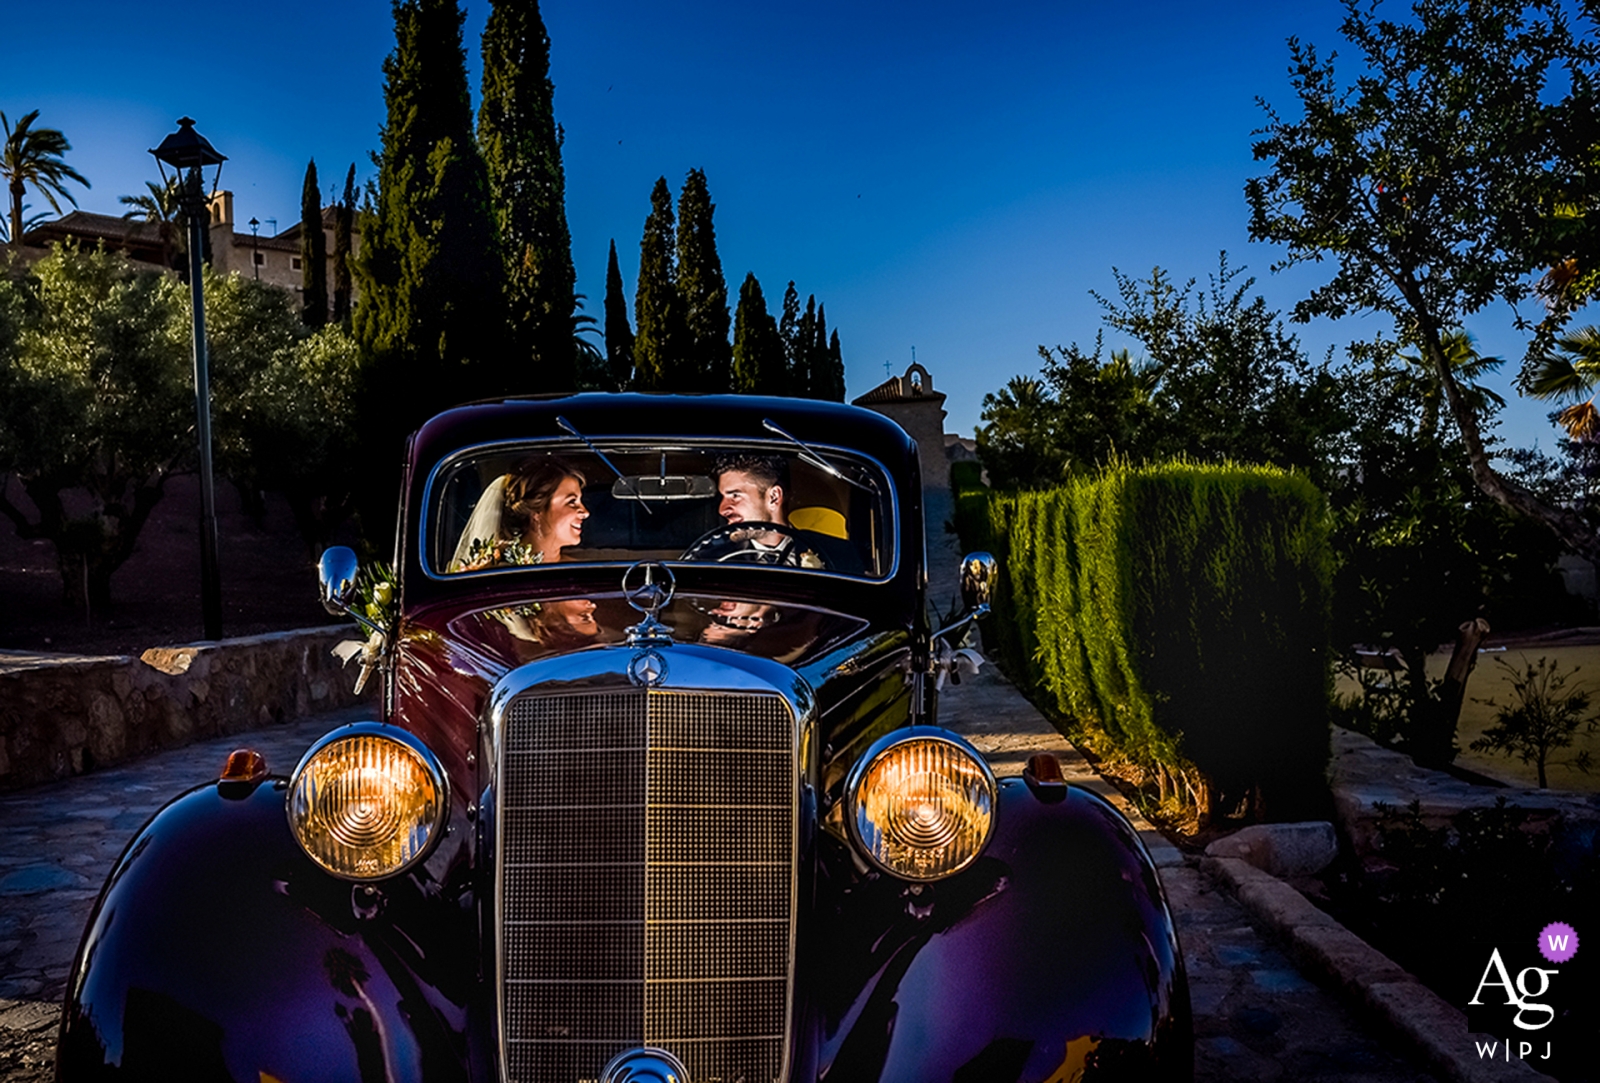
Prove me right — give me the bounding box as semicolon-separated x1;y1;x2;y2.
151;117;227;641
249;216;259;280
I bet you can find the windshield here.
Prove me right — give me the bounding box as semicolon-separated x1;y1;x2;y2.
426;441;894;579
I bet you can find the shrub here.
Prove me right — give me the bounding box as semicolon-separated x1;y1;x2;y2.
957;461;1332;819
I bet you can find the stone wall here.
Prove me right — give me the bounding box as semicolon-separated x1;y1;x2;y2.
1329;726;1600;868
0;627;376;792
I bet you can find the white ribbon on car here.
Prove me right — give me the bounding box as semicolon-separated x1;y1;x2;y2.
333;630;387;695
933;641;985;690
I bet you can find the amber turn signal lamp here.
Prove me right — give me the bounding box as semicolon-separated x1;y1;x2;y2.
1024;752;1068;802
220;749;268;783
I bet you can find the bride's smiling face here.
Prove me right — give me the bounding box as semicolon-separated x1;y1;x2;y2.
539;476;588;549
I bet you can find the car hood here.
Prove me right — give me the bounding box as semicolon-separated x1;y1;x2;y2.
438;590;871;675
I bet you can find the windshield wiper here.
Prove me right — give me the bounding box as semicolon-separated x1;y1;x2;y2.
556;415;654;515
762;419;877;493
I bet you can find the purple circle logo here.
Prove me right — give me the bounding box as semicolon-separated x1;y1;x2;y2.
1539;922;1579;964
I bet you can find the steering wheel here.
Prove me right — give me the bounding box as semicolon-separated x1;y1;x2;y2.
678;522;827;568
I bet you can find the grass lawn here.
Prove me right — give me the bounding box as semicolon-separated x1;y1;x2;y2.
1336;640;1600;792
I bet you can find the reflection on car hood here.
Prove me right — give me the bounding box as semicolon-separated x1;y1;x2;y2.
444;591;870;672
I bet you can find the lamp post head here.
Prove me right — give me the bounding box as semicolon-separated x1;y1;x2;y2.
150;117;227;171
249;217;259;235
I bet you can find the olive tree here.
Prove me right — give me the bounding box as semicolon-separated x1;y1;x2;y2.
0;245;189;609
1248;0;1600;561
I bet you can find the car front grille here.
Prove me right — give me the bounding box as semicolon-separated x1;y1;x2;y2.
500;689;796;1083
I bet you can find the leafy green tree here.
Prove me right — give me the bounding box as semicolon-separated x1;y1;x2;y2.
675;168;731;392
974;374;1073;489
478;0;576;391
300;158;328;328
119;177;183;271
990;339;1164;484
238;325;363;552
603;238;634;390
731;272;787;394
0;244;188;609
1471;655;1599;787
2;110;89;248
331;164;356;328
1247;0;1600;564
633;177;687;391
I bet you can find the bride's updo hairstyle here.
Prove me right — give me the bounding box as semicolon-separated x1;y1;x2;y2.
502;456;586;540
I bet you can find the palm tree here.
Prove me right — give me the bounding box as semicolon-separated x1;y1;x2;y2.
2;109;89;247
1528;326;1600;441
0;201;45;244
1399;330;1506;441
120;177;184;270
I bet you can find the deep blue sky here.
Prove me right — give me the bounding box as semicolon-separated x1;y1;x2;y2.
2;0;1574;450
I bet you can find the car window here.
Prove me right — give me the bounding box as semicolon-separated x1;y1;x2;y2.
427;442;894;579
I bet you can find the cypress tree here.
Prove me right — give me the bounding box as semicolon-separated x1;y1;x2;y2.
603;238;634;391
731;273;786;395
779;281;800;385
299;158;328;328
478;0;576;391
331;163;355;328
820;328;845;401
633;177;687;391
793;294;818;397
675;168;730;393
353;0;503;538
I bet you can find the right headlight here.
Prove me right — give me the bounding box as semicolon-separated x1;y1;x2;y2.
846;728;997;881
287;723;448;880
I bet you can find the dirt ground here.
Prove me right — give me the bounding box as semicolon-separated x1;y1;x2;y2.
0;475;351;656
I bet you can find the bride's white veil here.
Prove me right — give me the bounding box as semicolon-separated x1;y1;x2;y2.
449;474;511;571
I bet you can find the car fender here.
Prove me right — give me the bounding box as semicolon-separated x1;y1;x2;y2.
804;779;1191;1083
56;776;490;1082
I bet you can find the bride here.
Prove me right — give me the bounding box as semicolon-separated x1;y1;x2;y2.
449;458;589;571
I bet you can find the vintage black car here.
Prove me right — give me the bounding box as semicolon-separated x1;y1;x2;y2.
58;394;1191;1083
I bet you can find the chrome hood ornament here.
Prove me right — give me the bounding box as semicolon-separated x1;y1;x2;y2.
622;561;676;648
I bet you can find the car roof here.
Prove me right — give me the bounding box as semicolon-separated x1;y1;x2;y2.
410;393;921;475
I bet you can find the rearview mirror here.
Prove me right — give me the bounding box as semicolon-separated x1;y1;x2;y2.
612;474;716;501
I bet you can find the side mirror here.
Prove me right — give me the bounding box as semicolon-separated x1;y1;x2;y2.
934;552;999;646
318;546;361;616
959;552;997;615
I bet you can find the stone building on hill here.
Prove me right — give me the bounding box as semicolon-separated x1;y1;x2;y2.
854;363;975;599
19;190;357;319
852;362;953;493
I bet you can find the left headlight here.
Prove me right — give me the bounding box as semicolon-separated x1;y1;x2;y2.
287;724;448;880
846;727;997;881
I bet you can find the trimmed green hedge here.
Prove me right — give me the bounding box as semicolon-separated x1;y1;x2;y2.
956;461;1332;818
